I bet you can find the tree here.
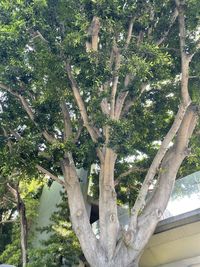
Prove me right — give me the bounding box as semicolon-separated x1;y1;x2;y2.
0;177;42;267
0;0;200;266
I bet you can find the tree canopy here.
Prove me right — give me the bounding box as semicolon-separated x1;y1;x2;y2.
0;0;200;266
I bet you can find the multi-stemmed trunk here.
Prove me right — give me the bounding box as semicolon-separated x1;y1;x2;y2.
61;2;198;265
1;1;198;267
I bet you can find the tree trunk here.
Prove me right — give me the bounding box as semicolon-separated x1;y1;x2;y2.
17;192;28;267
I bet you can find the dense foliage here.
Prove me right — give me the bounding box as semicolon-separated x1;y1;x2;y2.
0;0;200;266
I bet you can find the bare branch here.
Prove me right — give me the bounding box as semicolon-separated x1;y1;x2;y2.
36;164;65;186
1;85;35;123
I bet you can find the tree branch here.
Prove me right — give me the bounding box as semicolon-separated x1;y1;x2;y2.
129;102;189;229
7;183;18;200
61;157;101;265
121;83;148;116
86;16;100;52
138;104;198;224
125;18;135;49
60;100;73;141
110;46;120;119
0;219;16;225
156;8;178;46
2;127;12;153
18;95;35;122
31;30;48;43
74;123;83;143
176;0;191;106
114;91;129;120
0;82;56;144
127;21;197;238
65;61;102;142
36;164;65;186
114;166;147;186
121;105;198;260
3;195;17;205
0;83;19;97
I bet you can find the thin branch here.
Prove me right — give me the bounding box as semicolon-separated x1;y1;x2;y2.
7;183;18;200
188;38;200;60
100;16;134;119
0;83;19;97
60;100;73;141
74;123;83;143
156;8;178;46
125;18;135;49
2;127;12;153
121;83;148;116
42;130;56;143
65;61;101;143
115;91;129;119
10;130;22;141
36;164;65;186
114;167;147;186
3;195;17;205
0;219;17;225
0;82;56;144
19;96;55;143
18;95;35;122
31;30;48;43
110;46;120;119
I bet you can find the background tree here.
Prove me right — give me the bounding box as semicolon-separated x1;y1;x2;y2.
0;174;42;266
28;191;82;267
0;0;200;266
